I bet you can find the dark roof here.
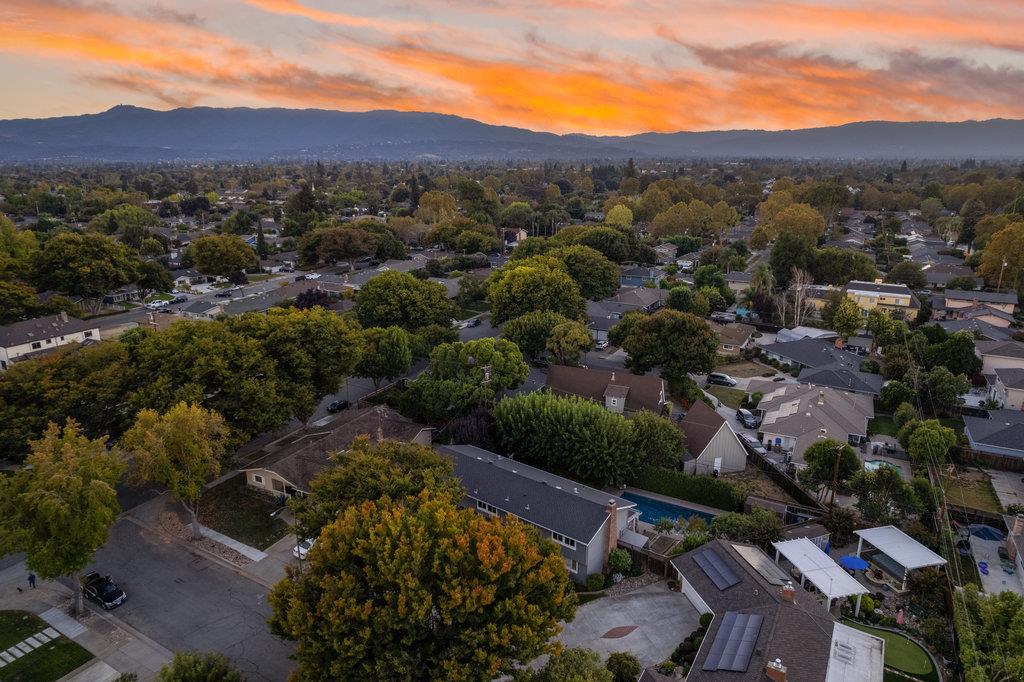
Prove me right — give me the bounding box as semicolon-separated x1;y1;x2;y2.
546;365;664;414
0;313;98;348
710;322;754;347
937;319;1012;341
965;410;1024;455
680;401;725;457
725;271;753;283
440;444;634;543
245;406;430;491
670;539;838;681
995;367;1024;390
761;338;861;369
621;266;662;278
845;281;912;296
796;366;883;396
781;522;830;542
976;340;1024;360
945;289;1018;305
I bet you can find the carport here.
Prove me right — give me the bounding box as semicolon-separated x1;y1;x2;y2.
772;537;868;614
855;525;947;591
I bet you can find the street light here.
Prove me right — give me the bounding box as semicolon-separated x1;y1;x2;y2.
997;258;1008;293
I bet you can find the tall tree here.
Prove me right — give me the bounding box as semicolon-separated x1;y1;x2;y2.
187;235;257;277
487;261;584;325
35;231;140;312
551;245;619;300
269;491;576;682
357;326;413;388
123;403;228;540
545;320;593;366
849;466;919;525
797;439;860;505
0;420;124;614
427;337;529;391
501;310;573;360
610;309;718;381
355;270;456;331
830;298;862;340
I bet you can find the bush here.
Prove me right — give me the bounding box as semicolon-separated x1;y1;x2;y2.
585;573;606;592
893;401;918;428
632;466;747;511
657;661;677;674
606;652;642;682
1006;503;1024;516
858;595;875;616
654;517;676;532
699;612;713;629
608;548;632;574
860;359;880;374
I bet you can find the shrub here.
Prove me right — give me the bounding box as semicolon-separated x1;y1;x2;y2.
606;652;642;682
608;548;632;574
860;359;880;374
632;466;747;511
1007;503;1024;516
893;402;918;428
858;595;875;616
657;661;677;674
585;573;605;592
748;391;763;408
681;532;711;551
699;612;714;629
654;517;676;532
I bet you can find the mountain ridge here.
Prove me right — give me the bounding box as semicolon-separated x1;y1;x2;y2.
1;105;1022;162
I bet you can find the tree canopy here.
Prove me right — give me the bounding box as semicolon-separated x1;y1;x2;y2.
187;234;258;276
355;270;456;331
610;309;717;381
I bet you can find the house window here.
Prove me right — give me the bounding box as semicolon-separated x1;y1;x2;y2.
84;331;94;338
272;478;285;492
253;474;265;485
610;399;617;406
60;336;65;341
45;339;52;345
476;500;498;515
723;344;734;351
31;342;41;349
564;558;579;574
551;531;577;549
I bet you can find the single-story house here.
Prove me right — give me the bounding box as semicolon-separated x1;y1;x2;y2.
170;268;205;289
546;365;667;415
989;368;1024;410
667;539;884;682
243;406;432;497
747;380;874;461
920;262;980;289
680;401;748;475
724;271;752;295
760;338;881;395
938;318;1013;341
620;266;665;288
439;444;639;582
976;340;1024;374
964;409;1024;460
180;300;222;320
932;289;1018;328
676;251;700;271
653;243;677;265
710;322;755;356
0;312;100;370
773;326;838;345
102;285;144;306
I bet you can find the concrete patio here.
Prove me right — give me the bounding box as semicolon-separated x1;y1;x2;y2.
968;535;1024;596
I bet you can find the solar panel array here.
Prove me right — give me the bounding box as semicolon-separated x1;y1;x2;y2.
731;543;791;586
702;611;764;672
694;547;741;590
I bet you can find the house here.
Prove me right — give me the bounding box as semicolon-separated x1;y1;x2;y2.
439;444;639;582
180;300;222;320
710;322;754;356
773;326;838;345
989;368;1024;410
610;286;668;312
844;281;918;320
724;271;752;295
746;381;874;461
0;312;100;370
586;288;668;339
170;268;205;289
243;406;432;497
932;289;1018;328
680;401;748;475
937;318;1013;341
102;285;144;306
963;410;1024;461
501;227;528;246
759;338;881;395
620;266;665;288
546;365;667;415
676;251;700;271
668;539;885;682
804;285;842;319
919;262;980;289
653;243;677;265
976;340;1024;373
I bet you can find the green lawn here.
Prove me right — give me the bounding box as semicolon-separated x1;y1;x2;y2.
868;415;899;437
199;474;290;550
144;292;173;303
0;611;93;682
705;385;745;409
940;469;1002;514
247;273;275;282
843;621;938;682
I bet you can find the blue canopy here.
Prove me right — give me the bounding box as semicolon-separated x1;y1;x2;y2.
969;524;1007;541
839;555;870;571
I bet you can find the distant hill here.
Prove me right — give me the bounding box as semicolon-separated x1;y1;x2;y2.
1;105;1023;162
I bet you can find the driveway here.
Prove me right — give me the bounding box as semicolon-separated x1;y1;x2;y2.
557;581;699;666
986;469;1024;510
89;520;295;681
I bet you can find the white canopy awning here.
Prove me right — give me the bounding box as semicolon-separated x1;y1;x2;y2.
772;538;868;600
854;526;947;570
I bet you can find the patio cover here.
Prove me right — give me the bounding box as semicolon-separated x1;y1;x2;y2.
854;526;947;570
618;528;649;550
772;538;868;603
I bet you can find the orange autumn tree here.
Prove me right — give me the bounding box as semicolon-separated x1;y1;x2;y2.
269;489;577;681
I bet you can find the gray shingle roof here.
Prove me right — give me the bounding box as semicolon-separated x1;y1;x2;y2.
0;313;98;348
761;339;860;369
977;340;1024;360
796;366;883;396
845;281;912;296
944;289;1018;305
439;444;633;544
965;410;1024;455
937;319;1012;341
995;367;1024;390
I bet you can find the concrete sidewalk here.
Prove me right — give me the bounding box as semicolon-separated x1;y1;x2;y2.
0;560;173;681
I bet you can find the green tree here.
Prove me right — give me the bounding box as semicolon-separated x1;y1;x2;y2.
769;232;816;288
355;270;456;331
885;261;927;289
921;365;970;416
498;201;536;231
317;227;374;271
187;235;257;277
605;204;633;229
487;261;584;325
0;420;124;614
710;508;783;550
157;652;244;682
270;491;576;682
880;379;916;412
893;402;918;427
796;439;860;505
135;260;173;300
358;326;413;388
849;466;919;525
546;320;593;365
123;403;229;539
0;280;38;323
35;231;140;311
667;285;694;313
630;410;685;468
925;330;982;376
88;204;159;235
865;307;904;351
831;298;862;340
291;438;462;539
606;652;642;682
427;337;528;391
905;420;957;465
501;310;573;360
613;309;718;381
0;213;39;281
551;245;619;300
515;648;612;682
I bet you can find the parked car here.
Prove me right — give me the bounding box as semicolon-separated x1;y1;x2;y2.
710;312;734;323
327;399;350;413
738;432;768;456
82;572;126;610
294;274;308;282
736;408;760;428
172;295;188;304
595;339;609;350
707;372;737;387
214;291;233;298
305;272;322;280
466;318;482;328
771;376;787;382
145;299;169;310
532;357;551;370
293;538;316;560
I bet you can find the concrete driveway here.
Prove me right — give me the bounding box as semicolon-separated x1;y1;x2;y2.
558;581;699;666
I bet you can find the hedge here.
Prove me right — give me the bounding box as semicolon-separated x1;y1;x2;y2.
632;465;746;511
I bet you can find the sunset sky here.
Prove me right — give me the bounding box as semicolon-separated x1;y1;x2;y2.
3;0;1024;134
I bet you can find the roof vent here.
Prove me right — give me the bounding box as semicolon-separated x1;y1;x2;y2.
525;504;530;511
574;487;579;494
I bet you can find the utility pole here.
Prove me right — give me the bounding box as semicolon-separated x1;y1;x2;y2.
997;258;1008;293
829;443;843;509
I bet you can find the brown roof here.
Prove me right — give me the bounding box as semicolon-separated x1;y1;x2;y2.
245;406;431;492
680;400;725;457
546;365;664;413
710;321;755;347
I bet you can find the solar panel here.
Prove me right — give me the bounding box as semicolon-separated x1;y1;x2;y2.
702;611;764;672
731;543;791;586
694;547;741;590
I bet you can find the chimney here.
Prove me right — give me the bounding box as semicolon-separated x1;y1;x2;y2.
780;581;796;603
1014;515;1024;536
817;390;824;406
833;337;843;349
59;310;68;323
766;659;787;682
603;501;618;572
376;426;384;443
610;371;616;382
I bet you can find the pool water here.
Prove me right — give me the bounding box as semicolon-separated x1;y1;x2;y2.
864;460;902;477
621;492;716;525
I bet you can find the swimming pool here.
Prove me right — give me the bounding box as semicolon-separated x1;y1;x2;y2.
621;492;717;525
864;460;903;477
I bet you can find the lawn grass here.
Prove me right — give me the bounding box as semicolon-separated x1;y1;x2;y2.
0;611;94;682
247;273;274;282
143;292;173;303
940;468;1002;514
842;620;938;682
868;415;899;437
704;385;745;409
198;474;290;550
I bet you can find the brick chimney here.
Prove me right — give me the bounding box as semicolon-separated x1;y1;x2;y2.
833;337;843;349
780;581;796;603
604;501;618;571
766;659;787;682
1013;514;1024;536
59;310;68;323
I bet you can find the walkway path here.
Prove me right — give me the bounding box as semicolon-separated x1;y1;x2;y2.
0;626;60;668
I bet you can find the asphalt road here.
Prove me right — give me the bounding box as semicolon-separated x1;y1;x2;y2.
89;520;295;682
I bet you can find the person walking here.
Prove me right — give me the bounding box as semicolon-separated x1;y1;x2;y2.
27;573;36;589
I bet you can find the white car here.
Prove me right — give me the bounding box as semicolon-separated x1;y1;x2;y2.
293;538;316;560
305;272;321;280
595;339;609;350
145;300;169;310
